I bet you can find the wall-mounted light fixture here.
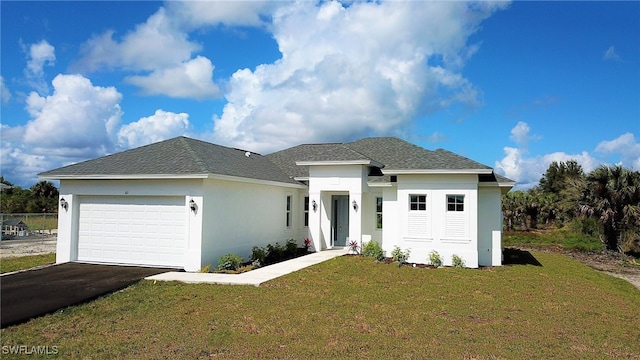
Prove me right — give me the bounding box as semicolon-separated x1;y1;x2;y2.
352;200;358;211
60;198;68;211
312;200;317;212
189;199;197;213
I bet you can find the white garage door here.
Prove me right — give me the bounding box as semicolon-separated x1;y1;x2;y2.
78;196;186;268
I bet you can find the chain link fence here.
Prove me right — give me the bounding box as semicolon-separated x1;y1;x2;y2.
1;213;58;240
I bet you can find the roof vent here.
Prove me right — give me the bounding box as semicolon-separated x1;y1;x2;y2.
245;151;251;158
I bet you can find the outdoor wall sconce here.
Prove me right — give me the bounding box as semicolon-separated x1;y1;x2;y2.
352;200;358;211
60;198;68;211
189;199;197;212
312;200;317;212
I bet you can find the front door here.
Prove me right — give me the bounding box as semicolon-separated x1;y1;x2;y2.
332;195;349;247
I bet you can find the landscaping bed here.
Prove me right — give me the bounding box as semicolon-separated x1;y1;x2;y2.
210;239;313;274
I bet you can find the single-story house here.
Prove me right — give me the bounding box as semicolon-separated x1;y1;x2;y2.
2;219;29;236
39;136;514;271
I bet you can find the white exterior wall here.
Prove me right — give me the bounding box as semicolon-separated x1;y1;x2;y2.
307;165;367;251
390;174;480;268
381;186;398;253
362;188;383;245
200;178;299;270
57;179;204;270
57;178;303;272
477;186;503;266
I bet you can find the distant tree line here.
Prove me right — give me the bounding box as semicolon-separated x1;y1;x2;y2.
0;177;59;213
503;161;640;253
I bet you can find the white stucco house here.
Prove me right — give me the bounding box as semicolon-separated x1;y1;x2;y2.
40;136;514;271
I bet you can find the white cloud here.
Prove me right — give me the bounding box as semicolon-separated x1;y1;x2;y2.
0;76;11;104
24;40;55;94
73;6;222;100
166;0;276;29
75;8;199;73
495;146;599;190
23;74;122;158
495;122;639;190
118;109;191;149
509;121;539;147
211;1;508;152
125;56;220;99
603;45;621;61
596;132;640;169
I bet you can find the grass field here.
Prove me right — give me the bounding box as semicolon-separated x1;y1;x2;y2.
2;252;639;359
0;253;55;274
503;229;604;252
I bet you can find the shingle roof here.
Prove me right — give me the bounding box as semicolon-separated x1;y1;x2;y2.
39;137;300;185
265;137;495;178
265;143;339;179
40;136;514;186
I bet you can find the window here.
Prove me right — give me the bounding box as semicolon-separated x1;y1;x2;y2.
304;196;309;227
376;197;383;229
447;195;464;212
286;195;292;228
409;194;426;211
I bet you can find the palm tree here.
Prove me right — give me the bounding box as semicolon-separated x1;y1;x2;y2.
29;181;59;213
579;166;640;252
30;181;58;198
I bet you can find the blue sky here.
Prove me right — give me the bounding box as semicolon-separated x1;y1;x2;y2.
1;1;638;189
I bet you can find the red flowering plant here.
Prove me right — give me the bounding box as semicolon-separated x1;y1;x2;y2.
348;239;360;255
303;237;312;251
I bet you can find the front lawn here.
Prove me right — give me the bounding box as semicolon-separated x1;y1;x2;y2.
0;253;56;274
2;252;639;359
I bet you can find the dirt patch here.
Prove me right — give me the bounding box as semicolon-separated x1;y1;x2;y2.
0;237;56;258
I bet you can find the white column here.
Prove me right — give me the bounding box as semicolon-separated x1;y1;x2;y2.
56;194;74;263
349;192;362;250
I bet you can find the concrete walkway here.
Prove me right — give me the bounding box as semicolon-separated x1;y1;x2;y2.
146;248;349;286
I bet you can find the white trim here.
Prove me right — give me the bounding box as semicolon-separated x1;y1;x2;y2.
383;168;493;175
367;182;395;187
296;159;384;168
40;173;306;189
40;174;210;180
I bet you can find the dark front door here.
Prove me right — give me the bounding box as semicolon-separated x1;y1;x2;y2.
332;195;349;247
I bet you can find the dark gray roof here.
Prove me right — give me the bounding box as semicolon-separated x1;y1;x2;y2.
265;137;494;178
266;143;339;179
40;136;514;186
39;137;301;185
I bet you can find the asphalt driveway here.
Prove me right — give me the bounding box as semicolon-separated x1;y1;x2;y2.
1;263;171;327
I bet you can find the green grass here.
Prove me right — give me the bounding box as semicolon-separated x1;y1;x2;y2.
0;253;56;274
504;229;604;252
2;253;639;359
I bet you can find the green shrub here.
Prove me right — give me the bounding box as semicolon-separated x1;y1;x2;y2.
391;246;410;267
199;264;211;273
250;246;267;268
285;239;298;258
569;218;601;237
362;241;385;261
265;242;285;265
217;253;243;271
451;254;465;268
429;251;443;268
